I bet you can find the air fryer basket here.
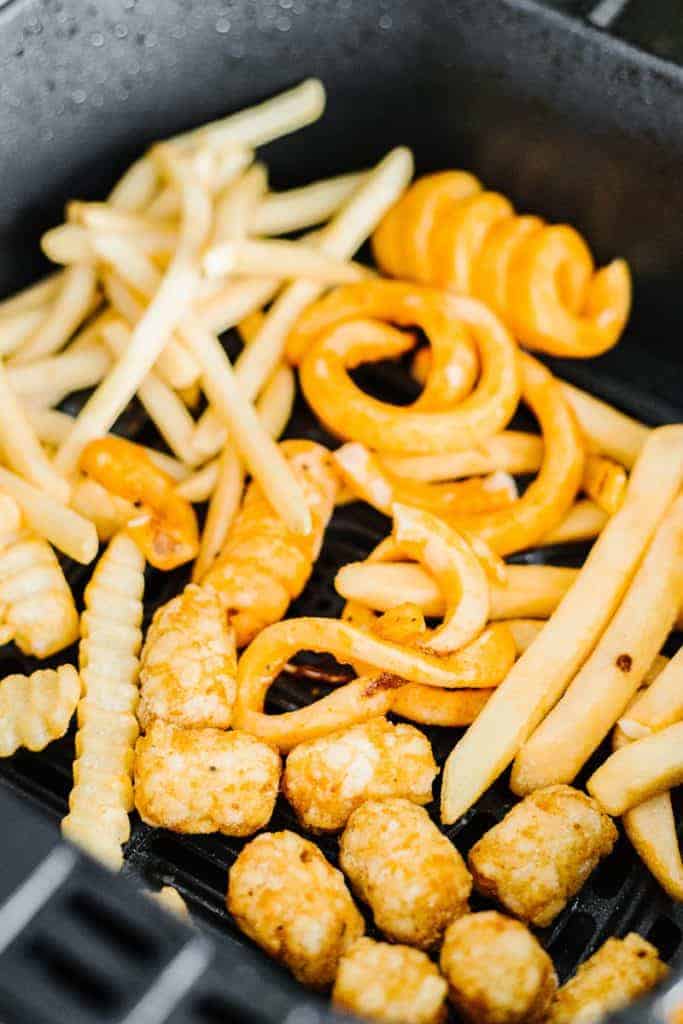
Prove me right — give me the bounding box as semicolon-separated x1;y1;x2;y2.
0;1;682;1022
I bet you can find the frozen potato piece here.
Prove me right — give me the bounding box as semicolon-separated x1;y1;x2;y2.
468;786;617;927
138;583;236;730
339;798;471;949
440;911;557;1024
282;717;437;831
227;830;364;989
333;937;447;1024
546;933;667;1023
134;720;280;835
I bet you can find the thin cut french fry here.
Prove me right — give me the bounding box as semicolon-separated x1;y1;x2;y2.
237;147;414;399
561;381;649;468
70;200;178;239
198;276;281;336
53;150;212;476
181;322;311;536
203;238;369;284
92;233;163;296
13;265;99;364
107;155;159;213
335;562;578;622
588;721;683;816
42;224;98;265
506;619;544;654
145;145;252;220
251;172;365;236
0;309;47;357
0;359;70;501
0;464;97;564
511;495;683;793
582;453;628;515
540;498;608;545
191;447;244;582
0;272;63;318
101;320;200;466
439;424;683;824
212;162;268;244
6;343;111;401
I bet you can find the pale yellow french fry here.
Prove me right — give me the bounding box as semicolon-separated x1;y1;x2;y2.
379;432;544;482
0;360;70;501
92;234;163;296
191;447;244;582
0;465;97;564
512;495;683;794
54;150;212;476
588;721;683;816
181;322;310;535
440;425;683;825
70;200;178;240
203;238;368;284
212;162;268;244
101;320;200;466
42;224;97;265
251;172;365;236
561;382;649;468
6;343;111;401
13;265;99;364
107;155;159;213
70;478;136;542
0;309;46;357
582;453;628;515
0;272;63;318
198;276;281;336
145;145;252;220
540;498;608;545
335;562;578;621
616;648;683;741
506;618;544;654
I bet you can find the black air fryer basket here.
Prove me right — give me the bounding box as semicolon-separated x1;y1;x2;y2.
0;1;682;1021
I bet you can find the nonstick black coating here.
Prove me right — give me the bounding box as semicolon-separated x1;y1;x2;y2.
0;2;682;1022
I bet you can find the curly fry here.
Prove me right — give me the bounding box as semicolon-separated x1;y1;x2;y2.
80;436;199;570
582;453;628;515
138;584;237;730
291;281;521;454
202;440;338;647
0;665;80;757
373;171;631;358
62;533;145;869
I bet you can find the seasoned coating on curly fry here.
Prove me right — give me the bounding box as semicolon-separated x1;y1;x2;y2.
134;720;280;835
227;830;364;989
282;717;438;831
545;933;667;1024
339;798;471;949
333;937;447;1024
440;912;557;1024
468;786;617;928
0;508;79;657
0;665;80;757
138;583;236;730
62;533;145;869
203;441;337;647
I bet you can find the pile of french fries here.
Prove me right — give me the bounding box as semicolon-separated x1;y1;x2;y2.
0;78;681;935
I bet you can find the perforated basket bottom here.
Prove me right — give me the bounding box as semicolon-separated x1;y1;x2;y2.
0;334;681;1007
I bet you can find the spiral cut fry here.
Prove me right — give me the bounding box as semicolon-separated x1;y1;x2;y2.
233;616;516;750
292;281;521;454
62;534;145;869
80;437;199;570
373;171;631;357
202;441;338;647
0;665;80;757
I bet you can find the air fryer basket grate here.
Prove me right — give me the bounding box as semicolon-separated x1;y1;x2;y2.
0;328;681;1015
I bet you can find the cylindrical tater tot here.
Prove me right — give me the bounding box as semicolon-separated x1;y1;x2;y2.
138;583;237;730
227;830;364;989
203;440;338;647
282;717;438;831
134;720;280;836
468;786;617;927
440;911;557;1024
545;933;667;1024
339;798;471;949
333;937;448;1024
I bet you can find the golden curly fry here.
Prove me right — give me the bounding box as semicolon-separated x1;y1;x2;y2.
138;583;237;730
291;281;521;454
0;515;79;657
62;533;145;869
0;665;80;757
202;440;338;647
80;436;199;570
373;171;631;358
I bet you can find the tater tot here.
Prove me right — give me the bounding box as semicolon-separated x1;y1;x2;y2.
339;798;471;949
282;718;438;831
468;785;617;928
440;911;557;1024
333;937;447;1024
134;720;280;835
545;933;667;1024
227;830;364;989
138;583;236;730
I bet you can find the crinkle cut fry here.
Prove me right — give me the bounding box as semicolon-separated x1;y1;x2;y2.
0;666;80;757
202;440;338;647
373;170;631;358
62;533;145;869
